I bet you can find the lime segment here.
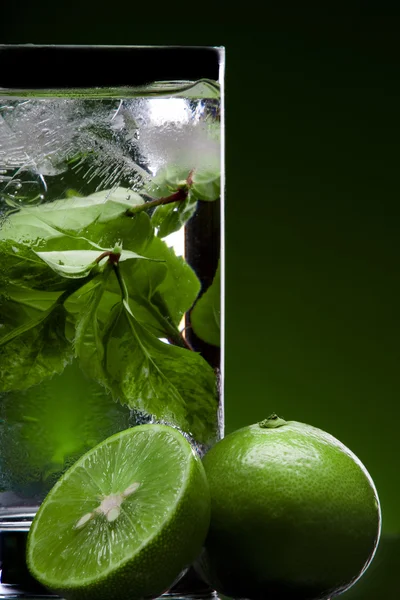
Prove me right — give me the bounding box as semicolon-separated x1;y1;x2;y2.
27;424;210;600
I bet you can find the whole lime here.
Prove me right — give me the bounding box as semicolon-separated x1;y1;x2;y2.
197;414;381;600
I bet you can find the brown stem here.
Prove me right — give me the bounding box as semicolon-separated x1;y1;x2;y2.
126;187;188;216
95;250;121;265
126;170;195;216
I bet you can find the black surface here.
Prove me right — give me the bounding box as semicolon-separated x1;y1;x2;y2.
0;45;221;89
0;532;49;594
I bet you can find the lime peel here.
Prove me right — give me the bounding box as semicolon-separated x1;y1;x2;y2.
258;413;287;428
199;418;381;600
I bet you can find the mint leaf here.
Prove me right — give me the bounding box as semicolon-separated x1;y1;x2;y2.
115;260;170;338
34;250;102;279
145;166;190;199
145;164;220;202
0;291;41;335
0;187;144;247
0;304;72;392
73;271;112;382
102;299;217;445
54;214;185;342
191;261;221;347
0;240;73;291
0;283;64;347
147;165;196;238
191;168;221;202
35;247;153;279
78;212;153;255
16;211;154;267
143;236;201;326
3;286;61;313
146;164;219;239
152;191;197;238
104;235;201;337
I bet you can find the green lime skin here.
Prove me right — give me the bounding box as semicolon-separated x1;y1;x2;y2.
197;416;381;600
26;424;210;600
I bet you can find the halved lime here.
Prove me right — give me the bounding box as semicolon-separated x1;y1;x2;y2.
26;424;210;600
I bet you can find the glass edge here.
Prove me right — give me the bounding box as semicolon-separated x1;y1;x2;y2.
219;46;225;439
0;82;221;99
0;44;225;51
218;46;225;84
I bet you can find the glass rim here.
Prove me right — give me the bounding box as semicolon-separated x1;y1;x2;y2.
0;45;224;90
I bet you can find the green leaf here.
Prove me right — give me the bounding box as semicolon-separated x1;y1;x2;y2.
0;304;72;392
35;247;153;279
0;187;144;247
73;271;112;382
143;236;201;327
152;191;197;238
102;299;218;445
0;292;40;336
103;235;200;337
145;166;190;199
191;168;221;202
191;261;221;347
78;211;154;255
3;286;61;313
34;250;102;279
115;260;170;338
57;223;175;342
145;164;220;203
0;285;65;352
0;240;74;291
18;210;155;273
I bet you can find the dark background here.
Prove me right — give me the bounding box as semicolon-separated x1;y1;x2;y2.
1;13;399;598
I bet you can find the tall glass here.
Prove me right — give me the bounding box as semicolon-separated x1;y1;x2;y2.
0;45;224;597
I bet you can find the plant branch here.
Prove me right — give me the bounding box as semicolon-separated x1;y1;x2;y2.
126;171;195;216
112;262;129;304
95;250;121;265
126;187;188;216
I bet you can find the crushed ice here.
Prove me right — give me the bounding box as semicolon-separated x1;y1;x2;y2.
0;96;220;205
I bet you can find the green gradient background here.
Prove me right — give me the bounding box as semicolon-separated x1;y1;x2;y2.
1;15;399;598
